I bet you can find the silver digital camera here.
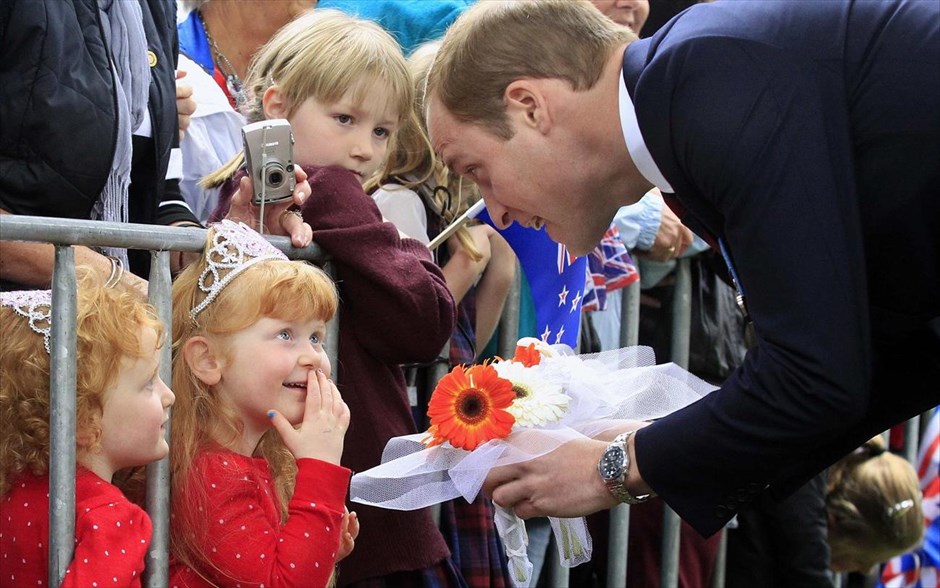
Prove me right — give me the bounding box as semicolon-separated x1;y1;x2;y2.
242;119;296;204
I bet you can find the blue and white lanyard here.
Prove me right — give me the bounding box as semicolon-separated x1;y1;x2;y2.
719;238;750;322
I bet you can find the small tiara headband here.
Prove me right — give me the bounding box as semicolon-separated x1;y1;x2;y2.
190;220;288;320
1;290;53;354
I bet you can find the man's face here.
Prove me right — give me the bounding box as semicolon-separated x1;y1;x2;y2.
590;0;650;33
427;94;613;255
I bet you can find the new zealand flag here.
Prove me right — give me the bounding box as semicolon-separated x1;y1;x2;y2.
476;208;587;347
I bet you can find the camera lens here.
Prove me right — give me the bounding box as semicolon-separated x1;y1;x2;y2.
265;165;285;187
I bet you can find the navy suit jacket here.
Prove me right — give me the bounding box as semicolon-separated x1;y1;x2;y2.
623;0;940;536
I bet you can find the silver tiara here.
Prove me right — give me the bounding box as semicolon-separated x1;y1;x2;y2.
1;289;53;354
190;220;288;320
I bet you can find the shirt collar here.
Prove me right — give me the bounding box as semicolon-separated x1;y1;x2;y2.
618;65;674;193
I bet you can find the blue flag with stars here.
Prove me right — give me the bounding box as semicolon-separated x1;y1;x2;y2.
476;208;587;347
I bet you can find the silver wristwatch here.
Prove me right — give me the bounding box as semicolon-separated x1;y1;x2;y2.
598;431;653;505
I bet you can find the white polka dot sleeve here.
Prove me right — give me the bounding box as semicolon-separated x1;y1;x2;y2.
171;452;350;587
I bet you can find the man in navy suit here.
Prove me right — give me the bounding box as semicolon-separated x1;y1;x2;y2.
426;0;939;536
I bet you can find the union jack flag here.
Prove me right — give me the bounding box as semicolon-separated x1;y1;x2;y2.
581;224;639;312
878;407;940;588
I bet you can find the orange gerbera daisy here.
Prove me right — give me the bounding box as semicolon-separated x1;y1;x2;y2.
512;342;542;367
425;364;516;450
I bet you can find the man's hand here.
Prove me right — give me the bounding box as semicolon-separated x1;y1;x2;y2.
483;437;619;519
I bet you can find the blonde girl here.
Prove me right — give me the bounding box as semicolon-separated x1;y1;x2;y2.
203;9;419;197
204;10;463;585
827;435;924;574
168;221;355;587
0;268;174;587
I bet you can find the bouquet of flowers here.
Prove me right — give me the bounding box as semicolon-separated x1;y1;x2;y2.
350;339;716;587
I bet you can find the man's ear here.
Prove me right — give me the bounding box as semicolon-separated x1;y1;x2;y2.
182;336;223;386
262;85;288;120
505;79;552;134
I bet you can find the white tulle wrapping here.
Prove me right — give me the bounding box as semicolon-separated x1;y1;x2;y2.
349;345;716;583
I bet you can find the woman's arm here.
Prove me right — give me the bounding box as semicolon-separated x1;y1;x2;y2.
0;210;148;293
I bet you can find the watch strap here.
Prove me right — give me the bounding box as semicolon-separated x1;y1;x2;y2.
602;431;653;505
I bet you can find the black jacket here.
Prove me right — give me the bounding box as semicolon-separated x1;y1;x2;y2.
625;0;939;536
0;0;196;258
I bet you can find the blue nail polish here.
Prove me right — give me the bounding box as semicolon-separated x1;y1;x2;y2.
267;410;275;418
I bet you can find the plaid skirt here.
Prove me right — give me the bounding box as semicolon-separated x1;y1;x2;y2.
343;497;511;588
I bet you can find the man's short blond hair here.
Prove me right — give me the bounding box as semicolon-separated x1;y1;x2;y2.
426;0;634;139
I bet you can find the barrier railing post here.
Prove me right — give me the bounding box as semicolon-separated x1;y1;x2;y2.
323;260;341;378
48;246;78;587
497;261;522;357
903;416;921;464
712;524;728;588
549;260;570;587
608;279;642;587
661;258;692;588
144;250;173;587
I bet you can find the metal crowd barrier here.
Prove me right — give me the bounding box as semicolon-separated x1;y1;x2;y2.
0;215;332;588
1;216;932;588
538;259;698;588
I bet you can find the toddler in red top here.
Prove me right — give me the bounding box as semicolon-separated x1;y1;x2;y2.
168;221;357;587
203;10;460;584
0;269;175;587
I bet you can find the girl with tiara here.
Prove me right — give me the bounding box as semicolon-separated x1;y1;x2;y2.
0;268;175;587
168;221;357;587
204;10;462;586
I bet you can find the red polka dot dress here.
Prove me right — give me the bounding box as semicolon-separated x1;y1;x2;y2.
168;451;350;588
0;467;152;587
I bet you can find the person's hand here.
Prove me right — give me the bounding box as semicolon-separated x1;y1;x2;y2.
642;204;694;261
268;369;349;464
336;507;359;561
175;71;196;141
224;167;313;247
168;222;205;275
483;437;619;519
447;223;495;262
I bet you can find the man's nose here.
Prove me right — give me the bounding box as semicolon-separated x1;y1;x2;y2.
483;197;512;230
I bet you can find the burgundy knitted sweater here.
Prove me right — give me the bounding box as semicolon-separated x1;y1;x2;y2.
214;165;456;584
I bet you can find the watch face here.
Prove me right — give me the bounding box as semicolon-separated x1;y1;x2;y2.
600;446;625;481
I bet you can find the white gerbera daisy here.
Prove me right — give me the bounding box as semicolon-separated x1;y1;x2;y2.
493;361;570;428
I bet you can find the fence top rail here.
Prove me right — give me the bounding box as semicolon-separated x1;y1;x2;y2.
0;215;328;262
